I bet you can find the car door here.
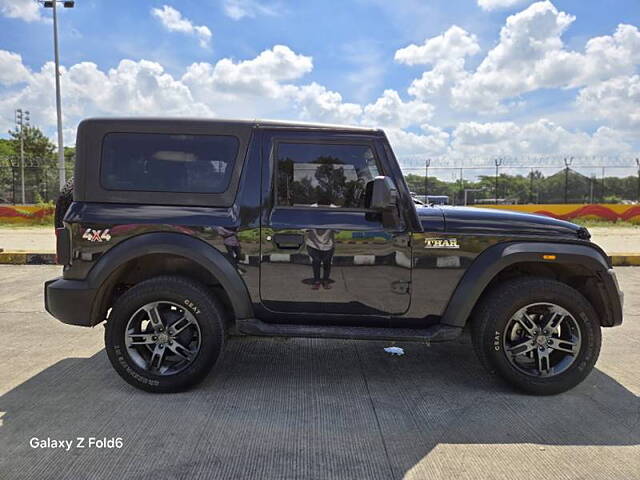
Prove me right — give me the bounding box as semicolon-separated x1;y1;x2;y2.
259;130;411;321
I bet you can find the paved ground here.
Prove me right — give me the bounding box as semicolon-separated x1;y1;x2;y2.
2;225;640;254
0;266;638;480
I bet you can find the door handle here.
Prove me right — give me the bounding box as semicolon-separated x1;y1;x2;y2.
273;233;304;250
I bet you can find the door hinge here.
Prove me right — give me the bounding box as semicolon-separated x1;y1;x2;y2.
391;281;411;295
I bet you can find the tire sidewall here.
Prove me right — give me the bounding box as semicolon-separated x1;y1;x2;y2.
105;277;224;392
477;280;601;394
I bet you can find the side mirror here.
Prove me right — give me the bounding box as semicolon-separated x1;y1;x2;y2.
366;176;398;210
365;176;403;229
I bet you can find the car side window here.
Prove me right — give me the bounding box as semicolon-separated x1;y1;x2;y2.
101;132;239;194
276;142;380;208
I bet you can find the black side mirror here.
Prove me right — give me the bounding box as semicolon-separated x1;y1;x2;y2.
366;176;398;209
365;176;403;229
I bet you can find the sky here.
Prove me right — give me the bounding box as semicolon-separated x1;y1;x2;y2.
0;0;638;178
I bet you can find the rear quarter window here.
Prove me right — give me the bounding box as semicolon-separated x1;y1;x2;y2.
100;132;239;193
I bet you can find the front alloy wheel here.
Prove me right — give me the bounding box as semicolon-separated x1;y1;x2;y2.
503;303;581;378
472;278;601;395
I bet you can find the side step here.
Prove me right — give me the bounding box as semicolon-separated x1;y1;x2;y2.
236;318;462;343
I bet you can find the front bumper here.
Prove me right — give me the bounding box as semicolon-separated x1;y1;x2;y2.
44;277;97;327
606;268;624;326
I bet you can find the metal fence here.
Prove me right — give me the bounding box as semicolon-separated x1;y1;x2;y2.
0;158;73;204
1;155;639;205
402;157;640;205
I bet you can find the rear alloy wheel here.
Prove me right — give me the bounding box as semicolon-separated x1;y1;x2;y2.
472;278;601;395
124;301;202;376
105;276;225;393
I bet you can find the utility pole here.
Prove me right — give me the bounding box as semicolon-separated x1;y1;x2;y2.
459;165;464;205
494;158;502;204
424;158;431;201
15;109;30;204
636;158;640;203
529;168;534;204
40;0;76;191
563;157;573;204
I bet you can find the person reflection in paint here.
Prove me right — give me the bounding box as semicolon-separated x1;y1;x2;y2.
305;228;335;290
216;226;245;274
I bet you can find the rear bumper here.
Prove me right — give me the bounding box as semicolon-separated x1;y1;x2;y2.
44;277;97;327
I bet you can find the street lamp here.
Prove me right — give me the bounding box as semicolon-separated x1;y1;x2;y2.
39;0;75;191
15;109;30;204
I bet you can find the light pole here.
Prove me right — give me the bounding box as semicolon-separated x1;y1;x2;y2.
563;157;574;204
15;109;30;204
424;158;431;201
40;0;75;191
636;158;640;203
494;158;502;204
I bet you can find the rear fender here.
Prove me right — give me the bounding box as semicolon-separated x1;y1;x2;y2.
86;232;253;325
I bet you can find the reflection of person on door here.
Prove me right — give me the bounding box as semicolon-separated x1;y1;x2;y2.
216;227;244;274
305;229;335;290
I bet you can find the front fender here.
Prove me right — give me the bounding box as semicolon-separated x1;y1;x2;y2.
440;241;622;328
87;232;253;325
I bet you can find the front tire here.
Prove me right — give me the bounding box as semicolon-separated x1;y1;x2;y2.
105;276;226;393
471;277;601;395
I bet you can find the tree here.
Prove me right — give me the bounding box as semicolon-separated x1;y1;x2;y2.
0;138;14;159
7;125;56;163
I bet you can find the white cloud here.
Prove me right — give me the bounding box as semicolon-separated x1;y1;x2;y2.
0;57;213;136
362;89;433;129
385;125;451;161
451;119;634;157
449;2;640;111
395;26;479;102
0;15;636;169
0;0;46;22
222;0;279;20
477;0;531;11
289;83;362;125
0;51;31;85
577;75;640;132
151;5;212;48
395;26;480;66
182;44;313;111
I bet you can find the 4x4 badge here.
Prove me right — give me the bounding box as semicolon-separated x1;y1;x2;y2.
424;237;459;249
82;228;111;242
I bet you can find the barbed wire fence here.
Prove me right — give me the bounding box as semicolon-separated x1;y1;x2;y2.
0;155;639;205
0;156;74;204
401;155;640;205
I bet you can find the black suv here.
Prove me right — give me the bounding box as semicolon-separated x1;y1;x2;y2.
45;118;624;395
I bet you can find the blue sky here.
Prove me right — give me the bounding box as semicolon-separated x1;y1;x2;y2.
0;0;638;175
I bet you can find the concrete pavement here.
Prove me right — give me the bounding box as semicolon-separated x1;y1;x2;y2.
0;265;638;479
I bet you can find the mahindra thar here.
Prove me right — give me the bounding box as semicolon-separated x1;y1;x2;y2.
45;118;624;394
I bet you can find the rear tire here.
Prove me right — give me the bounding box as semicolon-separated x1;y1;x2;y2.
471;277;601;395
105;276;226;393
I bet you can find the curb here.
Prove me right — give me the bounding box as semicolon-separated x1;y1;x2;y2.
608;255;640;267
1;251;639;267
0;252;56;265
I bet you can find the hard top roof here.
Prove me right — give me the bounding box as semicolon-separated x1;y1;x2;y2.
79;117;382;134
